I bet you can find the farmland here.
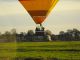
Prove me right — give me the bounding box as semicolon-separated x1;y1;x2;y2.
0;41;80;60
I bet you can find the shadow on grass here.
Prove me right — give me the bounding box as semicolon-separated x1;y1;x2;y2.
17;48;80;52
15;57;59;60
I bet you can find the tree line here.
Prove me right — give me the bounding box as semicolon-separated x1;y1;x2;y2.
52;28;80;41
0;28;80;42
0;29;16;42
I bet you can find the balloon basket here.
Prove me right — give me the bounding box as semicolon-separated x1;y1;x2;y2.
35;24;45;36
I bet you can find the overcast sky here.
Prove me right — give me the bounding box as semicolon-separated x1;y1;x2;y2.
0;0;80;34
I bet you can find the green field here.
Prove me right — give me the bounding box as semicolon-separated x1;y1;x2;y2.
0;41;80;60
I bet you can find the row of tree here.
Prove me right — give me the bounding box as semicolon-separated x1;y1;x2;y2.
16;28;80;42
0;29;16;42
52;28;80;41
0;28;80;42
16;29;52;42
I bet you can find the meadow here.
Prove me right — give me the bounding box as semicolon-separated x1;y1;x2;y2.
0;41;80;60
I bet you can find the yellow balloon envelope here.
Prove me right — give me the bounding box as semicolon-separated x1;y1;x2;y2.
19;0;59;24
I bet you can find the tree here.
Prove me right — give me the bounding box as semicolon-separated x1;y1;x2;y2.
59;31;65;35
10;28;17;42
5;31;11;36
0;32;2;38
73;28;80;40
0;32;1;36
11;28;16;35
45;30;52;36
27;30;34;41
45;30;52;41
27;30;34;36
4;31;11;42
59;31;65;41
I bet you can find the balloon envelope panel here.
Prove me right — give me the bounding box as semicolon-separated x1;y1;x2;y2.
19;0;59;24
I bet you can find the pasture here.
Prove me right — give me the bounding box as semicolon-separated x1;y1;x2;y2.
0;41;80;60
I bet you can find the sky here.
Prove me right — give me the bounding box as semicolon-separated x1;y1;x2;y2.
0;0;80;34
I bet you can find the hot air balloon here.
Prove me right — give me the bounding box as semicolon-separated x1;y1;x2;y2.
19;0;58;35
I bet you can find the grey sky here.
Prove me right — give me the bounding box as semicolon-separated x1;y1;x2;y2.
0;0;80;34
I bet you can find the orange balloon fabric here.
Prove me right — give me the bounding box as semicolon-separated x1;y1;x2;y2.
33;16;46;24
19;0;59;24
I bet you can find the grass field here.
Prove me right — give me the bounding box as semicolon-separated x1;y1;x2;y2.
0;41;80;60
